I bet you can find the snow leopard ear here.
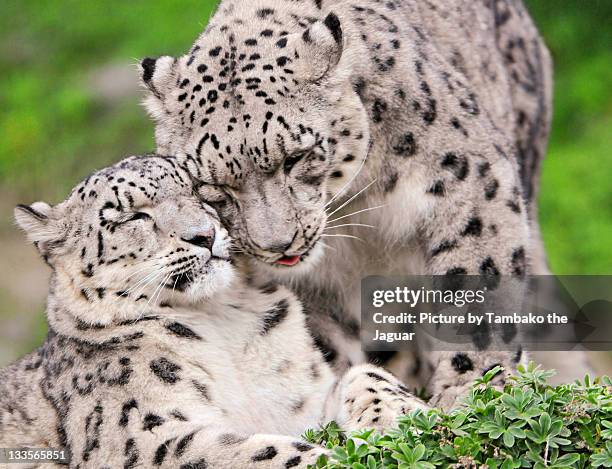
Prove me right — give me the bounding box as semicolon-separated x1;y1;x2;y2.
14;202;63;257
139;55;177;102
297;12;344;81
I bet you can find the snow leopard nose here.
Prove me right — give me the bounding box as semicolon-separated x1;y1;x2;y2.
267;240;293;254
181;228;215;251
264;230;299;254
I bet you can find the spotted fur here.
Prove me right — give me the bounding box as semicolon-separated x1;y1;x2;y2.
138;0;563;407
1;155;427;467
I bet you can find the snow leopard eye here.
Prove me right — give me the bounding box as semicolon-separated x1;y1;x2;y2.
117;211;154;226
197;183;230;204
127;212;152;222
283;151;309;174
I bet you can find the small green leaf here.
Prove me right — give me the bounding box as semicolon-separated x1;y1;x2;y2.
413;444;426;461
503;431;515;447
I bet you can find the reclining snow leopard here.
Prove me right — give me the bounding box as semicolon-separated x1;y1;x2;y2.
137;0;585;406
0;155;427;468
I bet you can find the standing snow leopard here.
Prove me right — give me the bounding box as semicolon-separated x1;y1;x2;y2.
0;155;428;468
138;0;567;406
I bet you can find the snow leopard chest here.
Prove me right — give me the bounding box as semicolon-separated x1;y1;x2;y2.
168;303;335;435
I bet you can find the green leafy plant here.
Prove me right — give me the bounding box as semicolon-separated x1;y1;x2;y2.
305;363;612;468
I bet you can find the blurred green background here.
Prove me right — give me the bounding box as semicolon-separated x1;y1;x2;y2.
0;1;610;366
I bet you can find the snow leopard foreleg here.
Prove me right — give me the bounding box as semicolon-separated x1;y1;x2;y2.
324;364;429;433
122;421;328;469
418;153;529;410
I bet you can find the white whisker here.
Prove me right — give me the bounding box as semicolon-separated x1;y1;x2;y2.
326;178;377;218
321;233;364;242
324;223;376;231
125;265;164;290
319;241;338;253
124;262;163;282
123;267;165;296
326;204;387;225
171;274;180;296
75;262;162;295
142;272;171;315
325;148;369;208
130;267;169;300
154;273;172;304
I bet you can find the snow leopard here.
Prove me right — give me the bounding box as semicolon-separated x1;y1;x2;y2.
137;0;575;407
0;155;428;468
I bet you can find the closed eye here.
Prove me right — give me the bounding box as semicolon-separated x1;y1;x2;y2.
197;183;230;204
283;151;308;174
126;212;152;222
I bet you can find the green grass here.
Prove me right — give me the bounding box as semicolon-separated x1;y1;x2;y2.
0;0;610;272
539;119;612;274
525;0;612;274
0;1;217;361
0;1;218;201
305;363;612;468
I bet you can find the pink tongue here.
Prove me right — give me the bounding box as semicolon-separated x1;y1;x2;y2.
275;255;301;266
